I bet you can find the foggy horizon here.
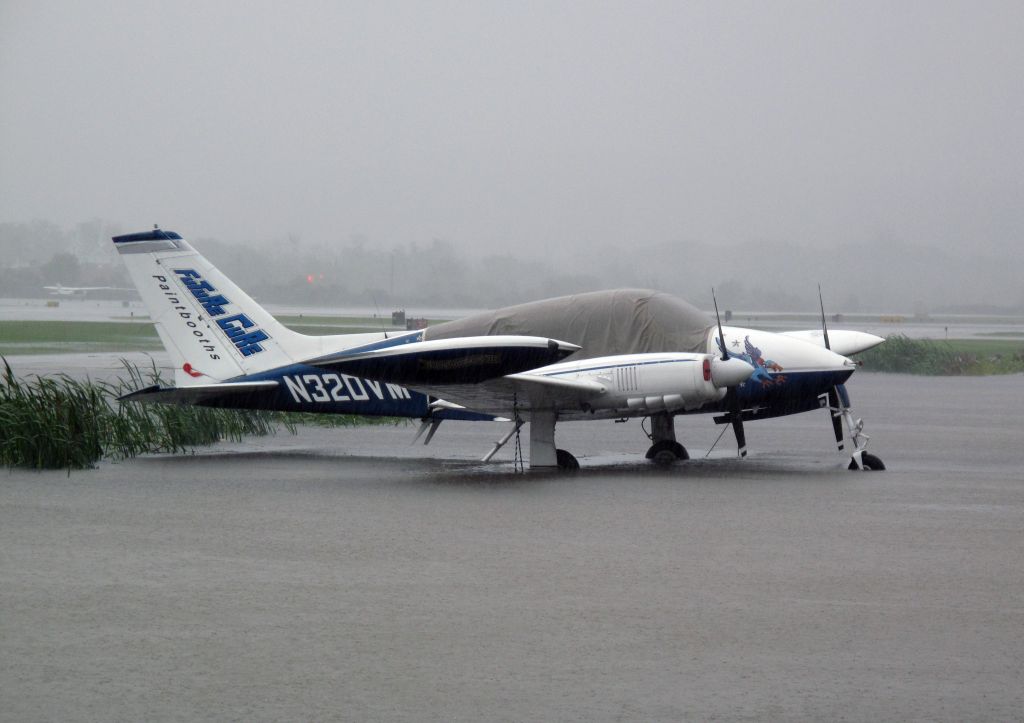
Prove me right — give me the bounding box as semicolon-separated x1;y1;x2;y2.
2;2;1022;311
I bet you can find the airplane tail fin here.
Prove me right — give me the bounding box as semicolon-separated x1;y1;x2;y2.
113;229;324;386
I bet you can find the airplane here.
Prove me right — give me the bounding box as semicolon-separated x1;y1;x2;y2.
44;283;135;296
112;228;887;471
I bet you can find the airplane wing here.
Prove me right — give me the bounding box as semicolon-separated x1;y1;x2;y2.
305;335;580;385
402;373;607;417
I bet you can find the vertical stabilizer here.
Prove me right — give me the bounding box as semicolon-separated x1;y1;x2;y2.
113;229;319;386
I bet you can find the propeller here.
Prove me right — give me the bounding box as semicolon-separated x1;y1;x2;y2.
819;285;845;451
712;289;747;458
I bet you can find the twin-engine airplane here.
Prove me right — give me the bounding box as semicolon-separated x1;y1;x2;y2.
113;229;886;470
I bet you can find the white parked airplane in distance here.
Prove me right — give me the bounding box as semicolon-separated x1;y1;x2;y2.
113;228;886;470
44;283;135;296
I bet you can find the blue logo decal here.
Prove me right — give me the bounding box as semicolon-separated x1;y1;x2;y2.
175;269;230;316
174;268;268;356
216;314;269;357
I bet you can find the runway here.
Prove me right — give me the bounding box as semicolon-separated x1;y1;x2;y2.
2;372;1023;720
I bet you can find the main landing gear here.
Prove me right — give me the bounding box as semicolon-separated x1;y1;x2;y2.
483;410;580;470
644;412;689;466
555;448;580;470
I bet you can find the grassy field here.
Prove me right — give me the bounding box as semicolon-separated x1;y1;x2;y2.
0;320;162;355
981;331;1024;338
0;318;426;355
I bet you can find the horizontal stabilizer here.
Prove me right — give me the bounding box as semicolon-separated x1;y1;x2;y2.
305;335;580;385
119;380;279;405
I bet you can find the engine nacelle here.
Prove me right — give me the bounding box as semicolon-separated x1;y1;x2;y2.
534;352;754;414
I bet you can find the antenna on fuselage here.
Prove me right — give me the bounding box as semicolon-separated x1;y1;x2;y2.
369;291;388;338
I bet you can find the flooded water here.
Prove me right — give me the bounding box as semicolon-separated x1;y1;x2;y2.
3;373;1024;720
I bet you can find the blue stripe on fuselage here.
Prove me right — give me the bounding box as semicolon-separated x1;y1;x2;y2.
112;230;183;243
542;358;697;377
737;368;853;407
318;330;425;358
690;368;854;420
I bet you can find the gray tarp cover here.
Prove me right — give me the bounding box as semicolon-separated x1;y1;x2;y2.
425;289;712;361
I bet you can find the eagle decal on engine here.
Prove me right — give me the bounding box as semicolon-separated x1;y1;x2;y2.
740;336;786;386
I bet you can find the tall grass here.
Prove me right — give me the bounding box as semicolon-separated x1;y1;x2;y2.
1;360;283;469
109;362;286;453
855;335;1024;375
1;359;400;470
1;362;107;469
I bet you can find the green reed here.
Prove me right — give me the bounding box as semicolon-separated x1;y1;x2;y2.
1;359;399;470
855;335;1024;375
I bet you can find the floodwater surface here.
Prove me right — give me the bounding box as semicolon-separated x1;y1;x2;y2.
2;373;1023;721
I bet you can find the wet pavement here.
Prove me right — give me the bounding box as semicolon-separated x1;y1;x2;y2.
2;372;1024;721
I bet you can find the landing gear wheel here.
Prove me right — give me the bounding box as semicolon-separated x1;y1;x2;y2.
645;440;689;465
556;448;580;470
849;452;885;471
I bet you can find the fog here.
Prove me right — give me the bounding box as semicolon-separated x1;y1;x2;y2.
2;1;1022;312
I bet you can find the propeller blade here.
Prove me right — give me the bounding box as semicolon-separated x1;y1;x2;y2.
817;284;832;351
819;286;844;450
727;388;747;457
827;386;844;451
714;290;746;456
711;288;728;361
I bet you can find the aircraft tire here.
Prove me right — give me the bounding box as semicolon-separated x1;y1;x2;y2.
556;448;580;470
646;440;689;465
849;452;886;471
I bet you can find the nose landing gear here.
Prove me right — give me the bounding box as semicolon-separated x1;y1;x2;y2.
830;386;885;471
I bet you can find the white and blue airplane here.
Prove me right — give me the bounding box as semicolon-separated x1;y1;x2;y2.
113;228;886;470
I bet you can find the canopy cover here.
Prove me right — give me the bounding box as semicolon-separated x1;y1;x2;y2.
425;289;713;361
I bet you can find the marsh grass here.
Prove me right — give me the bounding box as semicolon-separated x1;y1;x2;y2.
1;359;402;470
855;335;1024;375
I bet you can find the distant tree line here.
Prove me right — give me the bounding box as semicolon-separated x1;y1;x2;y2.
2;219;1021;314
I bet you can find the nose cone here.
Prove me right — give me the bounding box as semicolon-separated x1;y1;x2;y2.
711;356;755;387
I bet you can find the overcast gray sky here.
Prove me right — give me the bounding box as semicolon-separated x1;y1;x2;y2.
2;1;1022;270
